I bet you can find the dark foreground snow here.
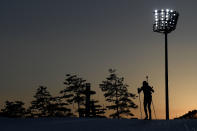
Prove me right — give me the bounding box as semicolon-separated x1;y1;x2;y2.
0;117;197;131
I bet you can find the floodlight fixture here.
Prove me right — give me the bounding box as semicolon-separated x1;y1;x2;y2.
153;9;179;33
152;9;179;120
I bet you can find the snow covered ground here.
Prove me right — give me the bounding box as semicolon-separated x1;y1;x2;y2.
0;117;197;131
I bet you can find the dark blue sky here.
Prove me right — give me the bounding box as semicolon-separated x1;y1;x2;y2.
1;0;197;118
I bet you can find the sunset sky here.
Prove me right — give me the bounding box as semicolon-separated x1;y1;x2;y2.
1;0;197;119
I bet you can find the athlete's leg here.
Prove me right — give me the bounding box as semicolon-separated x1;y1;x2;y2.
144;99;148;119
148;98;152;120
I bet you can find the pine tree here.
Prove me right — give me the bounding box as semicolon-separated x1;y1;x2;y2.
82;83;106;118
99;69;137;119
29;86;51;117
83;83;96;117
90;100;106;118
1;101;26;118
47;96;73;117
60;74;86;117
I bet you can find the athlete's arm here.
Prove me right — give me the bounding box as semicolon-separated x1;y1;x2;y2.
138;87;143;93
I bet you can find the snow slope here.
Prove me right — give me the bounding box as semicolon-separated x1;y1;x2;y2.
0;117;197;131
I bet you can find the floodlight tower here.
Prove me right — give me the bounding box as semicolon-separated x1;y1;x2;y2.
153;9;179;120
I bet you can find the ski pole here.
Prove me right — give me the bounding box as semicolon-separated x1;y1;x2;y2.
152;100;157;119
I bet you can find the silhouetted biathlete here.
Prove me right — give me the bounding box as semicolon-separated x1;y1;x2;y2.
138;81;154;120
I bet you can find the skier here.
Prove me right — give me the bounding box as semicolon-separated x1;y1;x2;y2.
138;81;154;120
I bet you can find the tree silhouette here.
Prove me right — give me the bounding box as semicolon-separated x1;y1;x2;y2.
47;96;73;117
29;86;52;117
83;83;95;117
60;74;86;117
1;101;26;117
82;83;106;117
176;110;197;119
90;100;106;118
100;69;137;119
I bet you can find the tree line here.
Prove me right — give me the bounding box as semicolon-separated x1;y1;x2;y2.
0;69;138;119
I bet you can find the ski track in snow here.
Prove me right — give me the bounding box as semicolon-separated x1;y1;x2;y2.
0;117;197;131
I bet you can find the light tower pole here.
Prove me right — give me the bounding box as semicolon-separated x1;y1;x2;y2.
153;9;179;120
